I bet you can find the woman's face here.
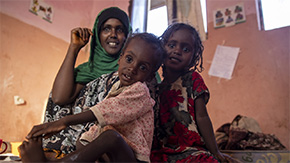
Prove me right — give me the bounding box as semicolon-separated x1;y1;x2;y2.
99;18;126;56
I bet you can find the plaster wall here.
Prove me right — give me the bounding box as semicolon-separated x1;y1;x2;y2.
0;0;130;42
0;12;89;141
203;0;289;149
0;0;289;150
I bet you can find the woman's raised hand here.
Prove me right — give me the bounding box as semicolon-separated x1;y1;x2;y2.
70;27;93;48
26;120;67;139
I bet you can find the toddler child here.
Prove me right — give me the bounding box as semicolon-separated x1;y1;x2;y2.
150;23;235;163
19;32;165;163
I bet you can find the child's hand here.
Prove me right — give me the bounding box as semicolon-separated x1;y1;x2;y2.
214;152;227;162
26;120;67;139
224;153;242;163
216;153;242;163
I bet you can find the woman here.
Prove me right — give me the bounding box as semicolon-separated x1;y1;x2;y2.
43;7;131;158
51;7;131;105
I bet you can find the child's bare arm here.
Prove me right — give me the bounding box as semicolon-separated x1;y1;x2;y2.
26;110;96;139
195;96;227;162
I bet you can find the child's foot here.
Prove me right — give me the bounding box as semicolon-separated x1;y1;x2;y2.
18;137;47;162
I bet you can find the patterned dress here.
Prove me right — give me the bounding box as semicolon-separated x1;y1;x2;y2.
80;81;155;162
150;70;219;163
43;72;119;157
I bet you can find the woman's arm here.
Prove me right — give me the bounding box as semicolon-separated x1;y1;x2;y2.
51;28;92;105
195;96;227;162
26;110;97;139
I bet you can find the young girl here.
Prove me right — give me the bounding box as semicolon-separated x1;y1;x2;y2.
19;33;166;162
150;23;231;162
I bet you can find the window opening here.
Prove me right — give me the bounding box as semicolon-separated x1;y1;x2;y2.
256;0;290;31
147;5;168;37
200;0;207;33
146;0;207;37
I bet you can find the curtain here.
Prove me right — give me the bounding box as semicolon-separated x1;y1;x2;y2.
150;0;166;10
166;0;206;41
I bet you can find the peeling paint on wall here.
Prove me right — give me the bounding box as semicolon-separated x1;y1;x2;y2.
1;73;14;95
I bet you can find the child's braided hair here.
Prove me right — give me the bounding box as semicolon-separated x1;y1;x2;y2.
160;23;204;72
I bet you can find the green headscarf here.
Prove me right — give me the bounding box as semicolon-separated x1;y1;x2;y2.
74;7;131;84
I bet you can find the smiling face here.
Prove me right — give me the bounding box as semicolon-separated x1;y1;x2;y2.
99;18;126;56
164;29;195;73
118;38;157;87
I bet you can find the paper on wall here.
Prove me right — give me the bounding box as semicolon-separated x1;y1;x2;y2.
29;0;53;23
208;45;240;80
213;3;246;28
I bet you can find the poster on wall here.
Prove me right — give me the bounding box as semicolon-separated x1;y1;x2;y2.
29;0;53;23
208;45;240;80
213;3;246;28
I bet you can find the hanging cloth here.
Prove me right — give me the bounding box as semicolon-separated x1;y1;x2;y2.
165;0;206;41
